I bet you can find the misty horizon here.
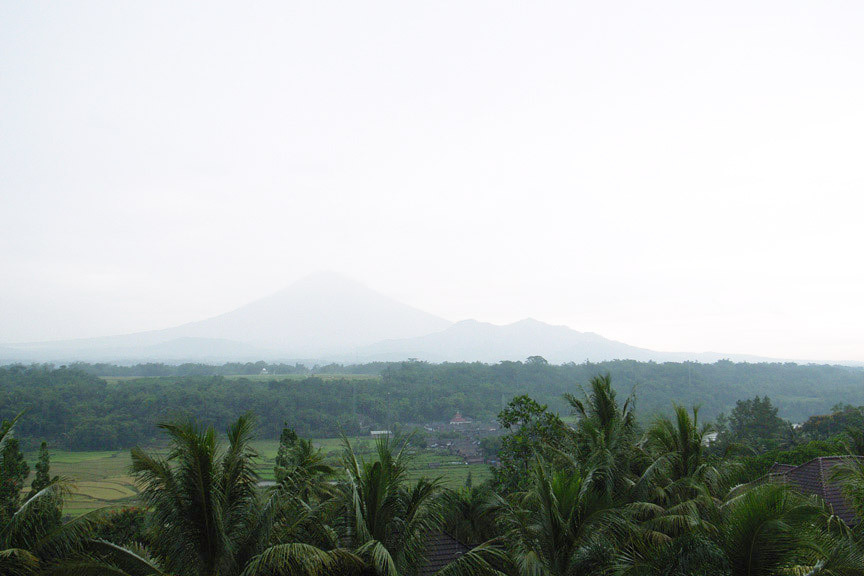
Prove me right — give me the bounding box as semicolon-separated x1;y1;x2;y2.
3;2;864;362
1;270;860;367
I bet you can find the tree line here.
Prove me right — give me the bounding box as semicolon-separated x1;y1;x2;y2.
1;359;864;451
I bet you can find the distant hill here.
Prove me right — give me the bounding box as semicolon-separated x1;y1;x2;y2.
349;318;651;363
350;318;762;364
1;272;452;362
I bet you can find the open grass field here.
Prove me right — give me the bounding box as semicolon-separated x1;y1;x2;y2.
101;373;380;384
224;374;380;382
33;437;491;515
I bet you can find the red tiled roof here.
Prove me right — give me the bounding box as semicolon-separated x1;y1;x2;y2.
341;531;470;574
767;463;796;475
418;532;470;576
772;456;862;526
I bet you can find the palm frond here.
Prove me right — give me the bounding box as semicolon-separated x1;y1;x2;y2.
241;543;363;576
433;539;508;576
357;539;399;576
79;539;166;576
0;547;39;576
33;507;114;561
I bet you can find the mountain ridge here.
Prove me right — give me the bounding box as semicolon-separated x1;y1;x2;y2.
0;273;848;365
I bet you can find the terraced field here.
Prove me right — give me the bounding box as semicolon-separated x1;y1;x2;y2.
38;437;491;515
44;451;138;515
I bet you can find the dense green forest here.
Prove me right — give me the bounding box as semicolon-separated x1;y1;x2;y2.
5;375;864;576
1;359;863;450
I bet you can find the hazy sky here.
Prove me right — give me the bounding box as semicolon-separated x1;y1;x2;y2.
2;1;863;361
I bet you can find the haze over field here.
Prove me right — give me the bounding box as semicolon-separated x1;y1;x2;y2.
2;1;864;362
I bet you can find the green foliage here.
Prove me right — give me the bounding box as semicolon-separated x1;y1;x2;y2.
479;437;501;460
498;461;623;576
713;396;789;453
718;483;828;576
0;414;115;576
0;420;29;524
565;374;639;499
801;405;864;441
442;485;497;546
4;361;864;452
92;507;148;548
27;441;61;530
640;404;728;512
275;437;333;502
129;414;272;576
339;434;443;573
735;439;847;484
274;425;299;480
339;435;503;575
493;396;567;492
5;375;864;576
30;442;53;495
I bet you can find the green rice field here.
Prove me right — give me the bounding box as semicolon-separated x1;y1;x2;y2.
33;437;491;516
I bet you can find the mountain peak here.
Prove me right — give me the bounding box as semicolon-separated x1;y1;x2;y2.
166;273;451;357
287;270;367;290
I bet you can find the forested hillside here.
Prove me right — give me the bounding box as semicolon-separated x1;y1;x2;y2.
1;359;862;450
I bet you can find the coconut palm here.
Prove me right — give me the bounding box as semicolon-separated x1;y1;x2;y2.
643;406;718;490
617;482;848;576
275;437;334;503
564;374;639;499
831;456;864;527
442;485;498;547
614;532;729;576
339;435;503;576
634;405;728;537
498;459;629;576
842;427;864;458
717;483;828;576
126;415;356;576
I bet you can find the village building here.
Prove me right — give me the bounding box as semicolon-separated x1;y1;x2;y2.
449;412;472;426
419;533;470;576
767;456;862;526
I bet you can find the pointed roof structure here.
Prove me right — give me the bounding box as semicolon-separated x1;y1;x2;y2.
449;412;470;425
768;456;862;526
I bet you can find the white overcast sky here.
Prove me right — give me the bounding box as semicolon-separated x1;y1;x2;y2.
1;1;863;361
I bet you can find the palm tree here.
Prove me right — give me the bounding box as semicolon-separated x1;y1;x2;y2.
634;405;726;536
276;437;334;503
498;460;628;576
831;456;864;524
717;483;828;576
614;532;728;576
842;426;864;458
0;412;113;576
339;435;503;576
127;415;355;576
643;406;716;489
617;482;847;576
564;374;639;499
442;485;498;547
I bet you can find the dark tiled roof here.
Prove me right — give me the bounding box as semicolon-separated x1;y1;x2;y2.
418;532;470;576
771;456;862;526
768;463;796;475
